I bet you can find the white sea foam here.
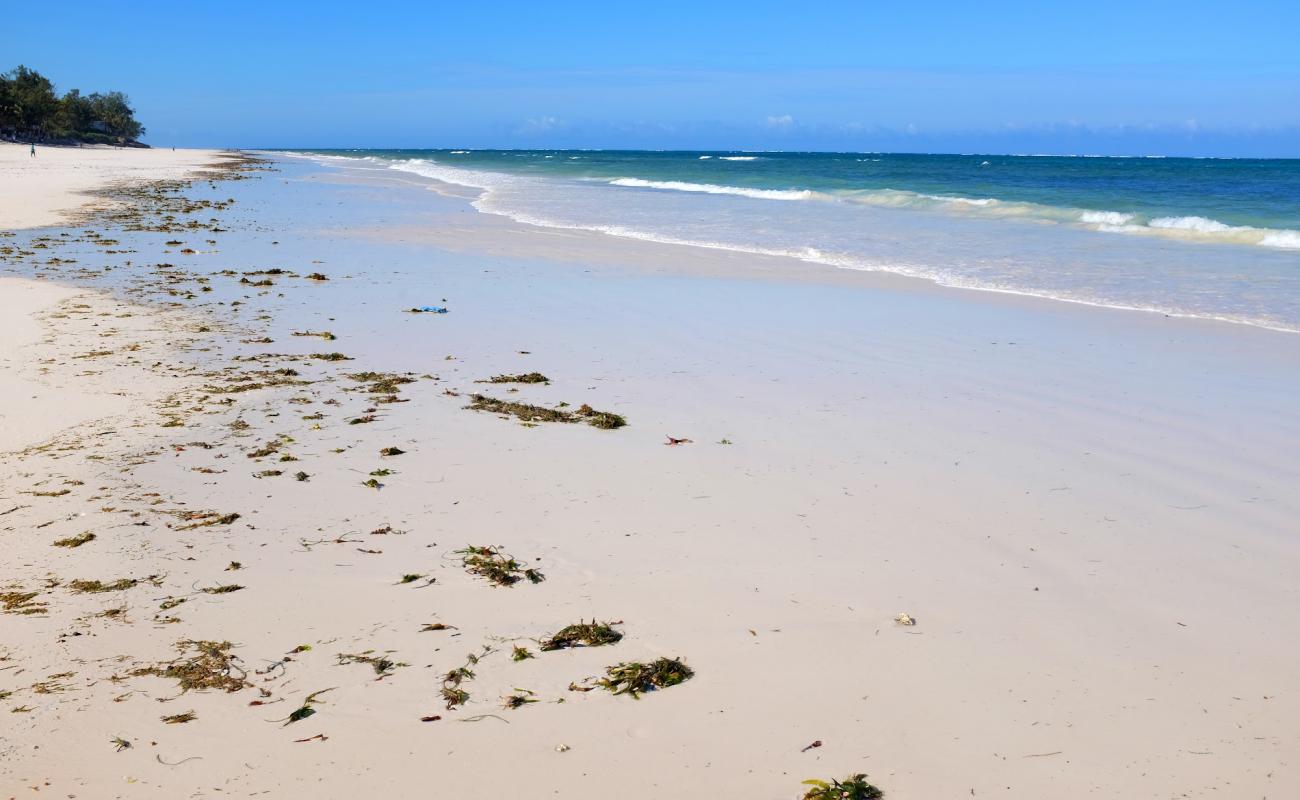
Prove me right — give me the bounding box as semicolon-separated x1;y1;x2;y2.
698;155;713;159
1260;230;1300;249
719;156;759;161
1080;210;1137;225
449;150;470;154
1149;216;1233;232
609;177;816;201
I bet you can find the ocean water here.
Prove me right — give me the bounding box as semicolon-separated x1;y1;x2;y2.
293;149;1300;332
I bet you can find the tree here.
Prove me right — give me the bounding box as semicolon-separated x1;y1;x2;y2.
0;65;145;144
5;65;59;135
56;89;97;137
89;91;144;140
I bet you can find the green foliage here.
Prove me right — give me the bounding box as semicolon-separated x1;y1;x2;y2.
1;65;145;142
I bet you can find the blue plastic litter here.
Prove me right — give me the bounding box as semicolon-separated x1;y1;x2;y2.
413;306;449;314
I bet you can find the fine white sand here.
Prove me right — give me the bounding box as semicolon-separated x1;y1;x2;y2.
0;150;1297;799
0;142;223;229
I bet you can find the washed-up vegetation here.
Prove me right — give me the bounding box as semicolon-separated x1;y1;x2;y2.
465;394;626;429
456;545;544;587
337;651;404;679
67;578;137;593
594;657;694;698
441;653;480;710
52;531;95;547
801;775;885;800
482;372;550;384
1;590;46;615
131;640;248;693
540;621;623;651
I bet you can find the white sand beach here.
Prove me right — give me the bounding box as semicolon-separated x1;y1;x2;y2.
0;142;222;230
0;147;1297;800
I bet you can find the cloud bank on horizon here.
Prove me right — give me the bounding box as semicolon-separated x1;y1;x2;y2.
3;0;1297;156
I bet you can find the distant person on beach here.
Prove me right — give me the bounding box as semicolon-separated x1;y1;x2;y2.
30;143;36;157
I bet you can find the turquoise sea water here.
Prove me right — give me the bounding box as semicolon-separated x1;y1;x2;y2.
294;149;1300;331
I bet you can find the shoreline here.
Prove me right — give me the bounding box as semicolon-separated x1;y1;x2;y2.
1;150;1297;799
0;142;228;230
279;151;1300;337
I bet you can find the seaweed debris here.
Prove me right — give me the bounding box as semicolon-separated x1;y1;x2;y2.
161;711;197;724
201;584;244;594
53;532;96;548
540;621;623;651
502;690;538;710
594;657;693;698
482;372;550;384
465;394;625;429
1;590;47;615
337;652;404;679
801;775;885;800
440;653;480;710
68;578;138;593
132;640;249;693
455;545;544;587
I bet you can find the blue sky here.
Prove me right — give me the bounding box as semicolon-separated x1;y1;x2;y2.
5;0;1298;156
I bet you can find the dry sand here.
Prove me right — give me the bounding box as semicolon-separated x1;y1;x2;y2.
0;149;1297;800
0;142;223;229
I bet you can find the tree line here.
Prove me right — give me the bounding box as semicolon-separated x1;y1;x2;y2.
0;65;145;145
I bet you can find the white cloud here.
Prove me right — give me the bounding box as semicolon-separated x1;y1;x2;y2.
519;115;563;134
764;114;795;129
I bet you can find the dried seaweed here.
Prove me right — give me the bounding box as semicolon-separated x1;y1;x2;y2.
540;621;623;651
201;584;243;594
1;590;46;615
465;394;626;429
482;372;550;384
455;545;545;587
53;532;96;548
132;640;249;693
161;711;197;724
337;652;404;678
68;578;138;593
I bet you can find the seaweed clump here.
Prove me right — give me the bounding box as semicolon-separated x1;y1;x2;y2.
132;640;249;693
801;775;885;800
440;653;480;710
596;657;693;698
540;621;623;651
574;404;627;430
53;532;96;548
456;545;544;587
483;372;550;384
67;578;137;593
465;394;570;424
465;394;626;429
1;590;47;615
